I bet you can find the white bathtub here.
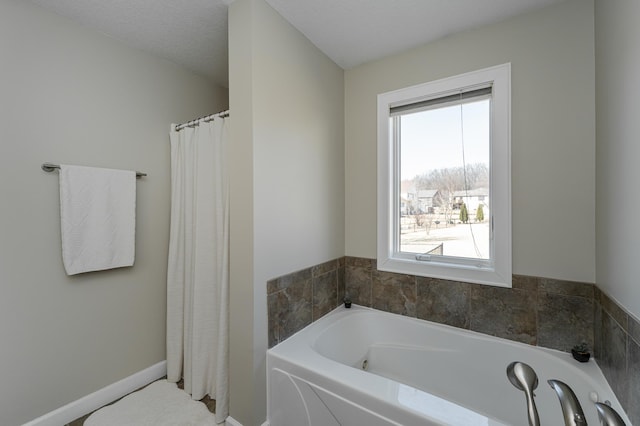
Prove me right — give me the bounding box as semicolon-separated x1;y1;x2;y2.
267;305;630;426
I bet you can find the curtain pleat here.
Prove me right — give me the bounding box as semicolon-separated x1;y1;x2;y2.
167;118;229;424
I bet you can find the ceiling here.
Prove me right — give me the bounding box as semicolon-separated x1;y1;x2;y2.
29;0;567;89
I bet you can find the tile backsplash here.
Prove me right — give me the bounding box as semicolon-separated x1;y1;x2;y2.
594;287;640;423
266;257;344;348
266;255;639;424
343;256;594;351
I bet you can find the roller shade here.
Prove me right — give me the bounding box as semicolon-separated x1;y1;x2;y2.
390;86;492;117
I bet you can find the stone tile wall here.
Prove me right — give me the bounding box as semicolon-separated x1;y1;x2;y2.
594;288;640;424
266;258;344;348
344;256;594;352
266;255;638;424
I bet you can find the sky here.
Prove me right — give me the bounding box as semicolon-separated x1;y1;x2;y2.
399;99;490;181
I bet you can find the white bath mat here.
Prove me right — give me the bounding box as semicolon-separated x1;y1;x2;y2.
84;380;217;426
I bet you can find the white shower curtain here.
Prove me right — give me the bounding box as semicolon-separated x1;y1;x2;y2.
167;117;229;424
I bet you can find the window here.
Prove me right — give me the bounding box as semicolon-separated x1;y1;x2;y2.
377;64;511;287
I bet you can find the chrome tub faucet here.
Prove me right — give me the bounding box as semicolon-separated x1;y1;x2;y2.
595;402;626;426
508;363;627;426
548;379;588;426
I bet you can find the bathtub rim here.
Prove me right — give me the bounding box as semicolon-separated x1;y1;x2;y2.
267;304;629;425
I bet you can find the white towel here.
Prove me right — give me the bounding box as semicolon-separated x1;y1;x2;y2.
59;165;136;275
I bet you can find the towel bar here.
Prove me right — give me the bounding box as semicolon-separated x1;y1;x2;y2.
42;163;147;178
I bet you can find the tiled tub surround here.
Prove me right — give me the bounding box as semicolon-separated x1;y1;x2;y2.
344;256;595;351
594;287;640;423
267;256;640;424
267;258;345;348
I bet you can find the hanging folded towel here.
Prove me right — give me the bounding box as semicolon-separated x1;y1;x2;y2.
59;165;136;275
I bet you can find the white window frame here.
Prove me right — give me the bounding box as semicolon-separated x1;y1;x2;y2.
377;63;512;287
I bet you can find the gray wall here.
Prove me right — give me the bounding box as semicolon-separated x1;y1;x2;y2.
595;0;640;321
0;1;227;424
345;0;596;284
228;1;345;424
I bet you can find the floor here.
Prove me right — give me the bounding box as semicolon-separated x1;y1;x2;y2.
65;379;216;425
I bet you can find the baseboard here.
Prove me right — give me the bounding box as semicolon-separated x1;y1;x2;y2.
224;416;268;426
224;416;242;426
224;416;243;426
23;360;167;426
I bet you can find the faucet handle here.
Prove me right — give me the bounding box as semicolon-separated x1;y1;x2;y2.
506;362;540;426
595;402;626;426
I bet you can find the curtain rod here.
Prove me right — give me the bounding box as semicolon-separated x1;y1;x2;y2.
174;109;230;132
41;163;147;178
